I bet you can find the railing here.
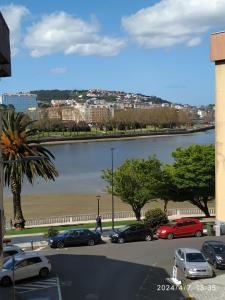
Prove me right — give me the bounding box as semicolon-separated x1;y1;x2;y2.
5;207;215;229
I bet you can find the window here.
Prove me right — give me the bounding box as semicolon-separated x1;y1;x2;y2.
3;250;18;257
129;226;136;232
184;221;196;226
176;222;185;227
27;257;42;265
16;260;29;268
136;225;144;231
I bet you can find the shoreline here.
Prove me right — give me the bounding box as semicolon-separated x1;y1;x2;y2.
3;193;215;220
30;126;214;146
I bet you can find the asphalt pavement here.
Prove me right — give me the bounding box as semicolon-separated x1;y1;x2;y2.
1;235;225;300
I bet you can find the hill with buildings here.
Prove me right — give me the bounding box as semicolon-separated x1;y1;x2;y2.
30;89;171;106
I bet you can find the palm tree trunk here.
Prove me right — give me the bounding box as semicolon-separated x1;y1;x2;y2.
11;178;25;229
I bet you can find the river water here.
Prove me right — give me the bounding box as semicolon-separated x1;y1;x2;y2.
5;130;215;196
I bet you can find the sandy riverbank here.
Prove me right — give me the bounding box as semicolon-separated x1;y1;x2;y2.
3;193;215;220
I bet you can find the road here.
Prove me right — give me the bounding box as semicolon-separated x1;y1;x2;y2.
1;235;225;300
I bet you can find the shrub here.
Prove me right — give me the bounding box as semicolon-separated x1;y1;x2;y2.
144;208;168;232
44;227;59;238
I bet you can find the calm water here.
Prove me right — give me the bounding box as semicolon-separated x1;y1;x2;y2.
5;130;215;196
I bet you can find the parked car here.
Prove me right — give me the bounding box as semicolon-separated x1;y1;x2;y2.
0;252;51;287
48;229;102;248
174;248;213;279
201;240;225;269
156;218;203;239
3;245;24;263
110;224;153;243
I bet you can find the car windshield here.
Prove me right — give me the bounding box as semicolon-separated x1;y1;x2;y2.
186;253;206;262
118;226;131;232
3;258;17;270
63;230;73;236
213;245;225;254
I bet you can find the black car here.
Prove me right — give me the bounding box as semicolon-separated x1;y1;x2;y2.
49;229;102;248
110;224;153;243
201;240;225;269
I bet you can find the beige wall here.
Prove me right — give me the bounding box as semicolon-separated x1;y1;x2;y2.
215;61;225;222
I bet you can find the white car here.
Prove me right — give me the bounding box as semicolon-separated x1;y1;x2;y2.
3;245;24;263
0;252;51;287
174;248;213;279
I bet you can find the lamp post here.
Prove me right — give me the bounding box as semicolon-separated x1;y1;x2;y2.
96;195;101;216
111;147;115;231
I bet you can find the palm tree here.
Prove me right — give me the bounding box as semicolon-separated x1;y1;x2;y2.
1;111;58;229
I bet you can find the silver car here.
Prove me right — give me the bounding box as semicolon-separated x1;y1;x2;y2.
3;245;24;263
174;248;213;279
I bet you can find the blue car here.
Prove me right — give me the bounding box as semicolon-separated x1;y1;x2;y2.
49;229;102;248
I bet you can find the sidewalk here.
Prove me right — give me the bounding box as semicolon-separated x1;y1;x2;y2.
188;273;225;300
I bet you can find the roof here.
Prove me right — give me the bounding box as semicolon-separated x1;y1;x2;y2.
204;240;225;246
175;217;199;222
178;248;201;254
3;245;21;251
13;252;44;260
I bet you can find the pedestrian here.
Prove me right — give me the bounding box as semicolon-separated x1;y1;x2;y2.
95;215;102;233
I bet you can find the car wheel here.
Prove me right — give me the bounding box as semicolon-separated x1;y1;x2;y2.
56;241;64;248
195;231;202;237
118;237;125;244
167;233;174;240
88;239;95;246
39;267;49;278
1;276;12;287
213;261;218;269
145;235;152;241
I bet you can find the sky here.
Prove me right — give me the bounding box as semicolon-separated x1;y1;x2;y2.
1;0;225;105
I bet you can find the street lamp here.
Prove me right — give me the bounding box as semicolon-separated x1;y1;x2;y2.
111;147;115;231
96;195;101;216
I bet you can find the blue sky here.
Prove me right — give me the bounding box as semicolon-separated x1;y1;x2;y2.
1;0;225;105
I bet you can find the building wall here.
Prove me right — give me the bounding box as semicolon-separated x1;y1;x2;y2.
88;105;114;123
61;107;84;122
215;62;225;223
1;93;37;112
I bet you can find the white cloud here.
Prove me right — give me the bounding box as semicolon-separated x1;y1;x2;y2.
24;12;125;57
50;67;67;74
0;4;29;56
122;0;225;48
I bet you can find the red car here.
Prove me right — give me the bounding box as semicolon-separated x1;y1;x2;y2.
156;218;203;240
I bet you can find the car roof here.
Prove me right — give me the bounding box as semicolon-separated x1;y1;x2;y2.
175;218;199;222
204;240;225;246
178;248;202;254
3;245;22;251
67;228;88;232
13;252;45;261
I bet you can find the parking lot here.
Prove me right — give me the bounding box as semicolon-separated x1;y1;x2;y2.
1;234;225;300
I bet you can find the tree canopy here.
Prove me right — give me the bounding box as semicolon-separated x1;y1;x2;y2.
102;157;163;220
168;144;215;216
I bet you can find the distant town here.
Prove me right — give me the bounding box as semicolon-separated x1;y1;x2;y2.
0;89;215;127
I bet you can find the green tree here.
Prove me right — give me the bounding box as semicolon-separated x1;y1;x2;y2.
169;144;215;217
144;208;168;232
1;112;58;229
102;157;162;220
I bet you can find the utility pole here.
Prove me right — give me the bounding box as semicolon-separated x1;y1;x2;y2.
111;147;115;231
